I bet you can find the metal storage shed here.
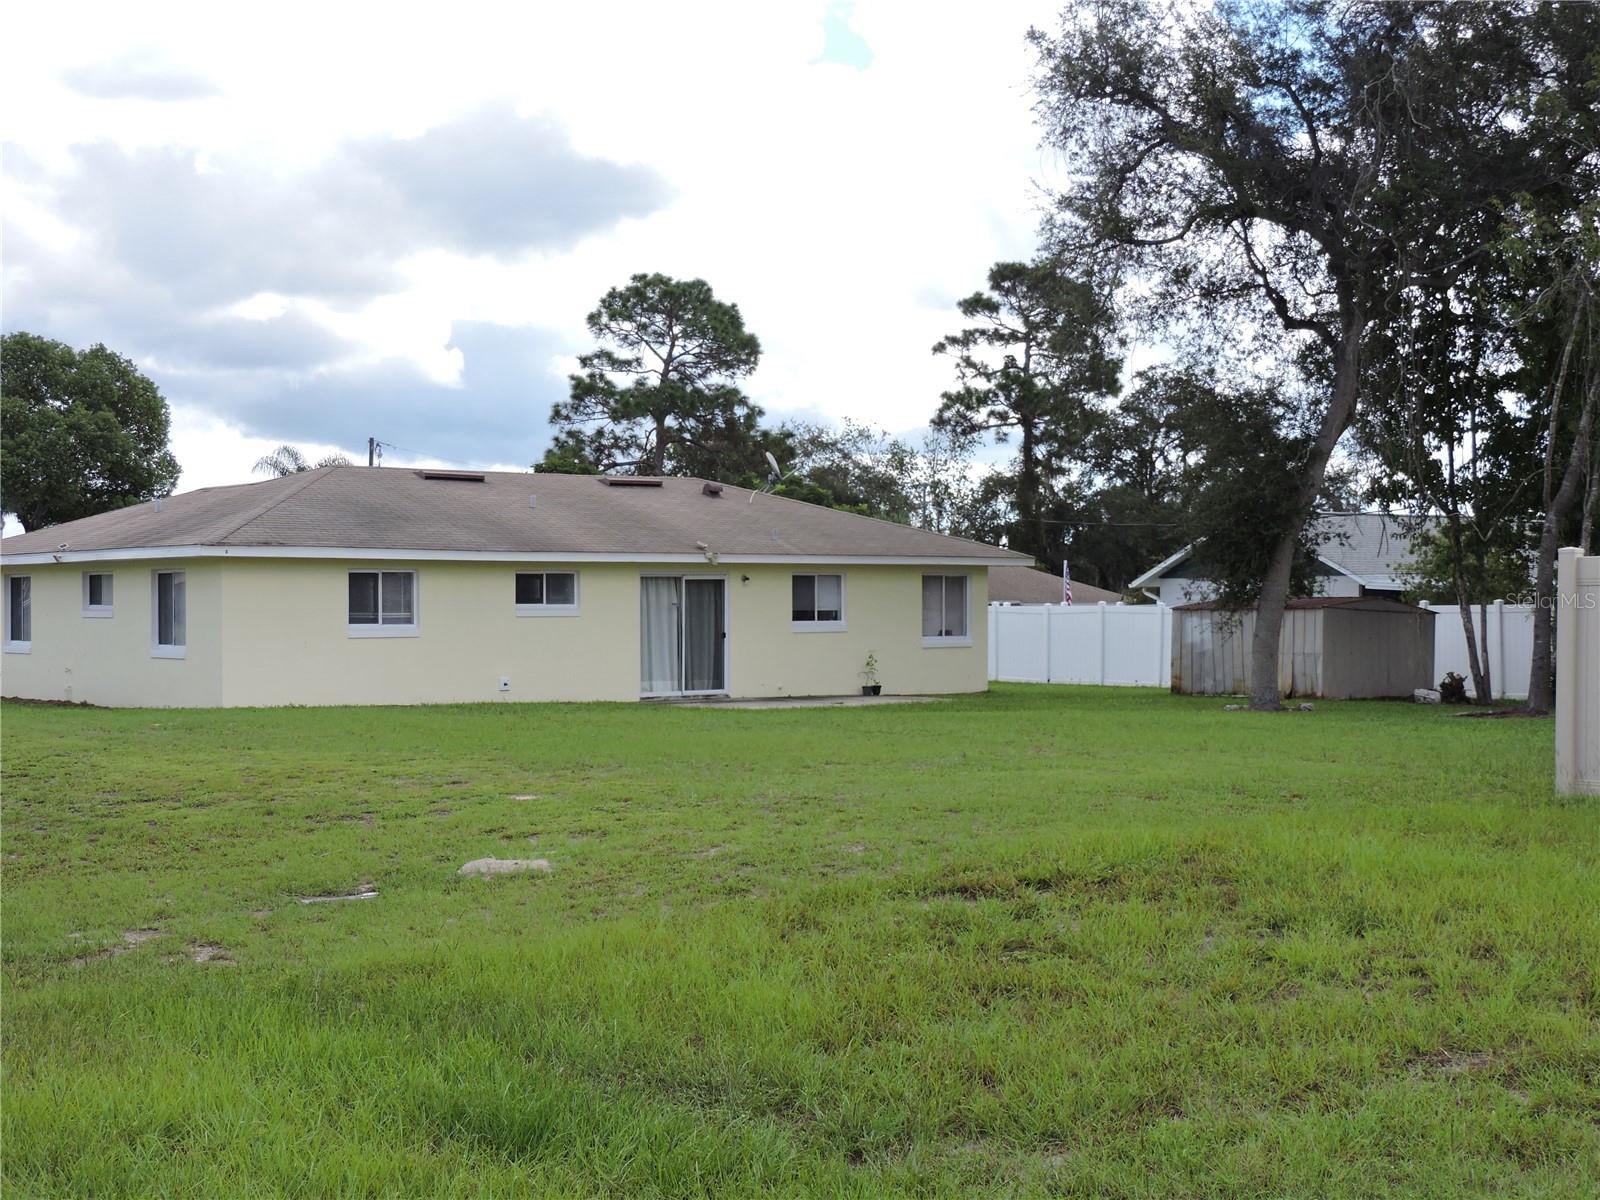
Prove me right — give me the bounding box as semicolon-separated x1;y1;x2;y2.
1171;596;1435;699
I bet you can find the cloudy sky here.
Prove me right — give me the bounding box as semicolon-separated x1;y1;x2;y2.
3;0;1064;493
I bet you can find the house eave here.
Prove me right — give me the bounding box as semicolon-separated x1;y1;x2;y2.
0;544;1021;568
1128;544;1194;589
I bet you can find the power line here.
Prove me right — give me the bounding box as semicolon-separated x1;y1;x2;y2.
1036;516;1188;528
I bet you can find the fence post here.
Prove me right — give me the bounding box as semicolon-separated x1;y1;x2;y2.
1043;604;1053;684
988;605;998;681
1427;601;1440;684
1494;599;1506;698
1097;602;1108;685
1555;549;1578;793
1157;602;1170;687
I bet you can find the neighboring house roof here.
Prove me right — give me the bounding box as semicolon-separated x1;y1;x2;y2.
1174;595;1433;615
1129;513;1434;593
987;565;1124;605
0;467;1031;565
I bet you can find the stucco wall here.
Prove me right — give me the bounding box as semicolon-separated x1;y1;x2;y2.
722;563;988;699
3;558;989;707
1;561;225;706
217;558;642;706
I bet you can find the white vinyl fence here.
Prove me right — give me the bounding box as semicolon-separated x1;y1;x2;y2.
1420;600;1535;699
1555;548;1600;795
987;603;1172;687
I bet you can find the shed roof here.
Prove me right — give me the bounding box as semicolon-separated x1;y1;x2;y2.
1;467;1030;565
1173;595;1433;616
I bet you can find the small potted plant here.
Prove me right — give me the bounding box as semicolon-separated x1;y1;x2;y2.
860;651;882;696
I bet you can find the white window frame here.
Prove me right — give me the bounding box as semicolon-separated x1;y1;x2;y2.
921;574;972;647
82;571;115;618
790;572;847;633
151;570;187;659
4;575;32;653
514;570;580;617
347;569;419;638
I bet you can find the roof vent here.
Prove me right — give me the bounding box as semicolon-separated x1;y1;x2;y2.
528;494;537;510
702;482;723;497
601;477;664;488
416;470;485;482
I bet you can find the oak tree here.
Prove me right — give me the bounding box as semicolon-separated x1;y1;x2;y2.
1;332;180;531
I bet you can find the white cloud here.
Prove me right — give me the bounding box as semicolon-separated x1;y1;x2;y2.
2;0;1065;496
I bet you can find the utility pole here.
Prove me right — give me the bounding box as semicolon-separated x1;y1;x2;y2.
368;437;377;467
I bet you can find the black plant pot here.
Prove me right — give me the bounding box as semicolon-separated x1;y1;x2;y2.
862;685;882;696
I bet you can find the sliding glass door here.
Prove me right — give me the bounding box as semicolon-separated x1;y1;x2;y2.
640;577;683;696
640;576;726;696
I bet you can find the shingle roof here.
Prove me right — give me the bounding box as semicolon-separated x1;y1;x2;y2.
1;467;1029;563
1311;512;1435;590
1130;512;1436;591
987;565;1124;605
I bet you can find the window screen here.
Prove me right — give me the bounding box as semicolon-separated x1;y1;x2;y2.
792;574;843;623
921;575;968;638
7;576;31;643
349;571;415;626
156;571;186;646
516;572;576;607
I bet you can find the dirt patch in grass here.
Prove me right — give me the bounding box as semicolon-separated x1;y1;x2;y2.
0;696;105;708
298;882;379;904
914;848;1243;908
71;928;163;964
1414;1049;1499;1075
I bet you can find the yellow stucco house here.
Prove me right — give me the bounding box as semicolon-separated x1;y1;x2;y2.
0;466;1027;707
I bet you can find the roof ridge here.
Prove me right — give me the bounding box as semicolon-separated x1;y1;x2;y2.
699;476;1030;560
208;468;339;545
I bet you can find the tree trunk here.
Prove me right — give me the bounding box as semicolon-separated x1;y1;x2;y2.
1526;372;1598;714
647;414;669;476
1017;417;1044;566
1249;312;1364;711
1446;507;1490;703
1581;433;1598;553
1477;600;1493;703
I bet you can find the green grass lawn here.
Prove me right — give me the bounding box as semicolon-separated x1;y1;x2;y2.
2;686;1596;1198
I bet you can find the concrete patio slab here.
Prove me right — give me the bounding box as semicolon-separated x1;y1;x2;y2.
675;694;945;710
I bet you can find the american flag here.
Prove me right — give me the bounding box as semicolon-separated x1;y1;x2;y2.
1062;559;1073;606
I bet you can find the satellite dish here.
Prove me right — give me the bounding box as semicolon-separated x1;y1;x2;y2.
750;452;799;502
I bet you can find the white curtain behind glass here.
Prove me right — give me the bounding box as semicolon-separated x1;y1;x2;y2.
922;576;942;637
172;573;186;645
945;576;967;636
816;574;842;621
640;577;681;694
